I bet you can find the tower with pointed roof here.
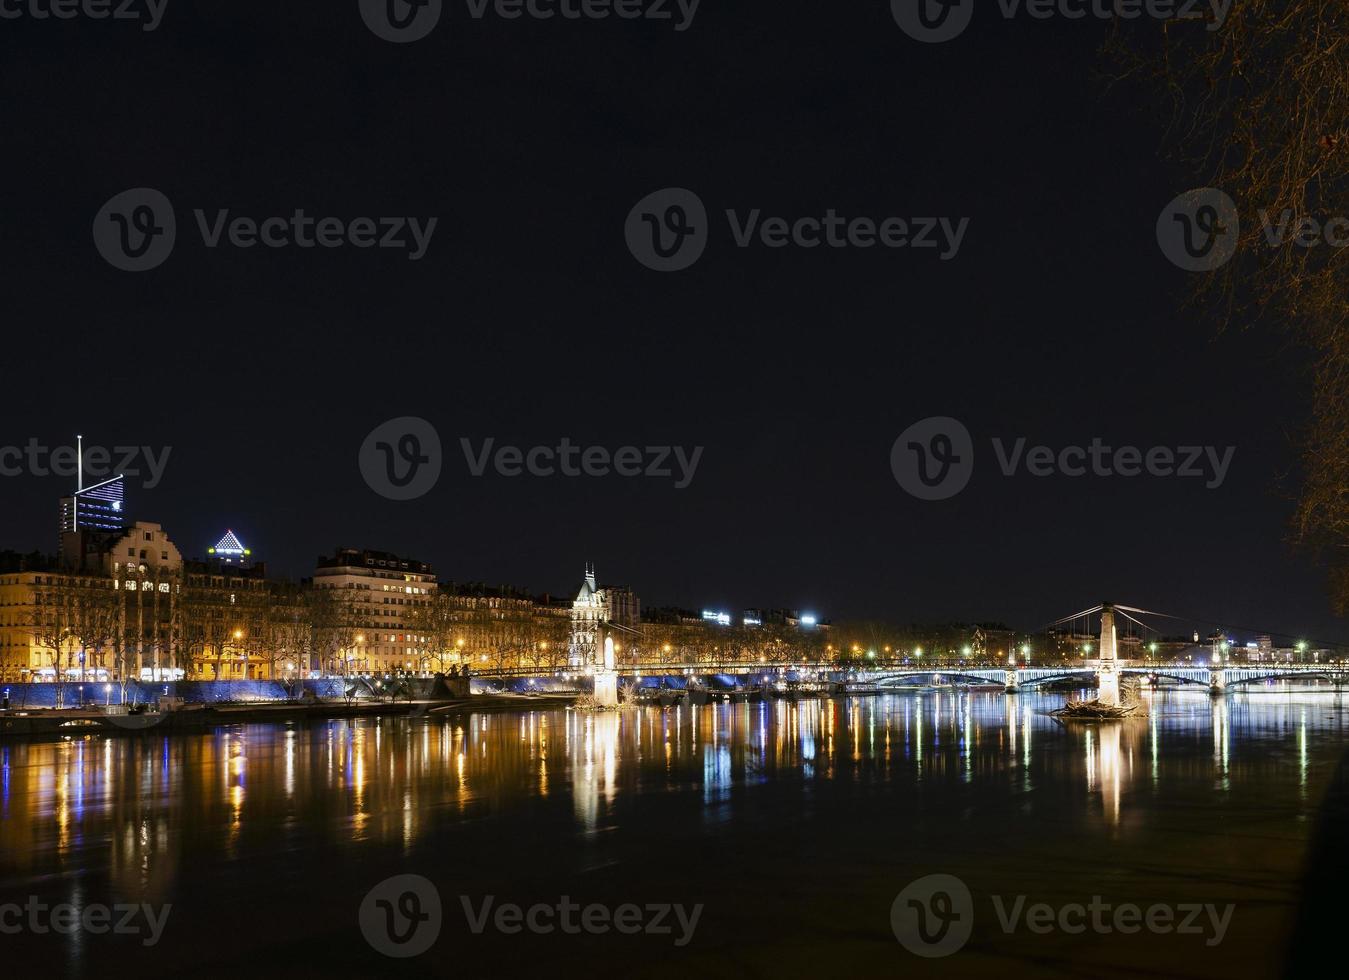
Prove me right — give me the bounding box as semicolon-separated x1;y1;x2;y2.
569;563;604;668
568;563;641;668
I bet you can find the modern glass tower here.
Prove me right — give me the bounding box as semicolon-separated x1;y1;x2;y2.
59;474;127;535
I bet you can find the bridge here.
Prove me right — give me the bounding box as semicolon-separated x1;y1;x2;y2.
479;660;1348;696
480;599;1346;701
856;663;1349;692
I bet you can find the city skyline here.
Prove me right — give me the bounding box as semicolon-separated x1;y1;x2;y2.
1;452;1340;652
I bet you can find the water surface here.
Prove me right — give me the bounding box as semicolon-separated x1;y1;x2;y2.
1;688;1345;978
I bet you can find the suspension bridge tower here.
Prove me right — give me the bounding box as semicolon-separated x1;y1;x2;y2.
1098;602;1121;707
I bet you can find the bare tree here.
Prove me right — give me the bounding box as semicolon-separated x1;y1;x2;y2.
407;591;460;674
1110;5;1349;608
267;584;311;681
69;580;119;695
311;588;359;677
28;580;75;707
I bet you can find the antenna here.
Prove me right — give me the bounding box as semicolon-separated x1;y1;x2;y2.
77;434;83;491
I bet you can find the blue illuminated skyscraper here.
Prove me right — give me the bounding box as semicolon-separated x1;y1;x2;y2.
59;474;127;535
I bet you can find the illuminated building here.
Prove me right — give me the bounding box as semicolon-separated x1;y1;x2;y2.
742;608;828;631
313;547;437;674
59;474;126;535
58;474;128;573
568;564;640;667
207;529;253;566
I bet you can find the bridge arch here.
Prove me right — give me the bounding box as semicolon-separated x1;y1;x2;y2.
871;671;1005;688
1123;670;1211;688
1014;671;1094;689
1224;669;1345;688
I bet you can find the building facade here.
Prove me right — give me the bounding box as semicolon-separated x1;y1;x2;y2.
567;564;641;669
312;547;437;674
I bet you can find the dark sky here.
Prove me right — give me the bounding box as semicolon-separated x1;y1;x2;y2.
2;2;1339;645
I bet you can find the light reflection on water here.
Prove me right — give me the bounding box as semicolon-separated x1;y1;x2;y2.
0;689;1345;924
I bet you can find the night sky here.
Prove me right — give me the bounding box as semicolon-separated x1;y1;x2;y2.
2;3;1338;644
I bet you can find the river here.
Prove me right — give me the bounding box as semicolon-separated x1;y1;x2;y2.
1;688;1345;978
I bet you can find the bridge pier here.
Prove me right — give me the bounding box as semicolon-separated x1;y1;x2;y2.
1004;669;1020;694
593;636;619;708
1097;604;1120;707
1208;667;1226;698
